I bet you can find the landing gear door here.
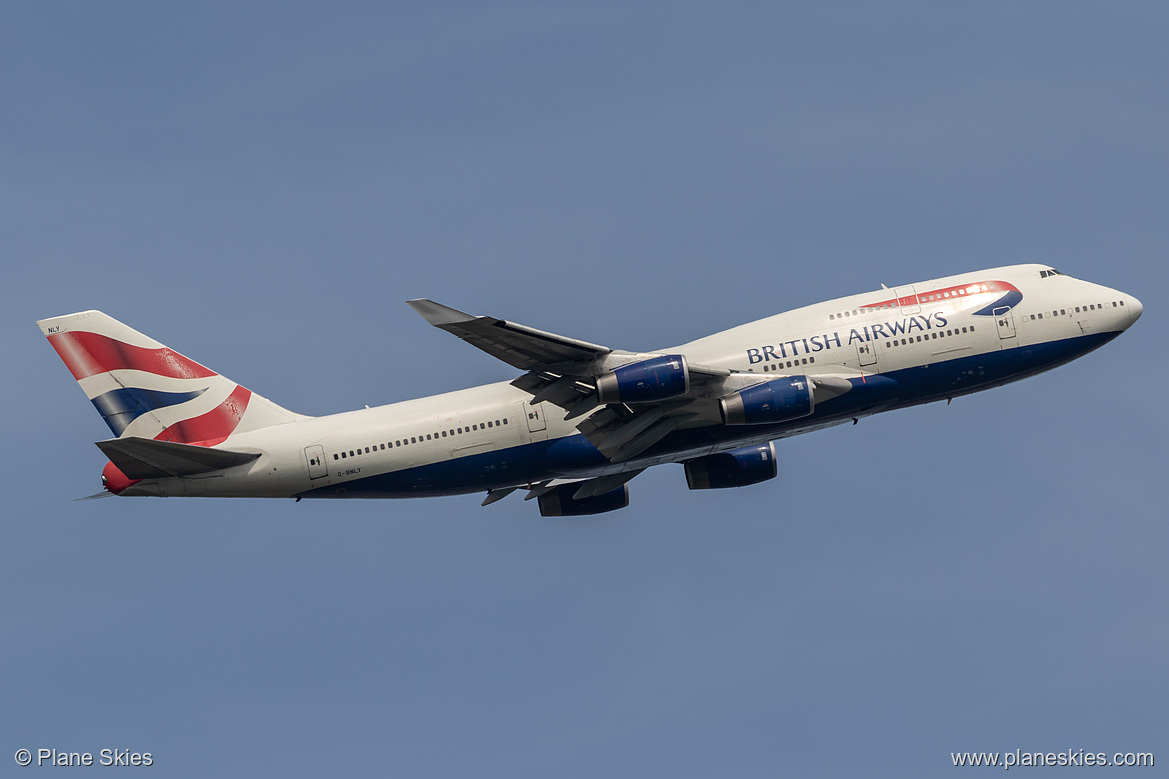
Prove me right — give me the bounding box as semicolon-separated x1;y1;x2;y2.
994;306;1017;340
304;445;328;480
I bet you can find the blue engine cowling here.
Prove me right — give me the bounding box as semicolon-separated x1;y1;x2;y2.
595;355;689;404
720;375;814;425
538;483;630;516
684;442;778;489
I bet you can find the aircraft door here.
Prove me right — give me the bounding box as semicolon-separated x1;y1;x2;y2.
994;307;1017;340
525;402;548;432
894;285;920;314
304;445;328;480
855;341;877;367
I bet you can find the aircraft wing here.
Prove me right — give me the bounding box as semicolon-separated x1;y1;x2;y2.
407;299;610;372
408;299;751;464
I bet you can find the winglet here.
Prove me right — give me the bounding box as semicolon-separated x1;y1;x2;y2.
407;299;477;327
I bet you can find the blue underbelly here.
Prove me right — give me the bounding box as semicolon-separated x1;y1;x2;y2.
296;331;1119;500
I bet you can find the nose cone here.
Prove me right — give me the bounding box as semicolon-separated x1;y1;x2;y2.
1128;294;1143;325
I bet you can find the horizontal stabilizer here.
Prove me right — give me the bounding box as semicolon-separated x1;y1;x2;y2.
74;491;115;501
95;437;260;479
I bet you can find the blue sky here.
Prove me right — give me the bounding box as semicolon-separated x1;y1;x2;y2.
2;3;1166;776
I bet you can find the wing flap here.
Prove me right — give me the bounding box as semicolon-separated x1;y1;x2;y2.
95;437;261;479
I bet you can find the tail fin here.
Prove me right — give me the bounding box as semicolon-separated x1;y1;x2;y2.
38;310;306;445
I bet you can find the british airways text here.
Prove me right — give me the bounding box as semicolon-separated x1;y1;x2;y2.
746;312;949;364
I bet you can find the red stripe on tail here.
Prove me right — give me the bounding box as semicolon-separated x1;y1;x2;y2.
154;386;251;447
48;331;217;381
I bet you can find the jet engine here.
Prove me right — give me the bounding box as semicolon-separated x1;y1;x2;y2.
719;375;813;425
684;442;777;489
538;483;630;516
595;355;689;404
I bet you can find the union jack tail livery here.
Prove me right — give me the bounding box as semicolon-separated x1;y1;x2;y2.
38;310;302;446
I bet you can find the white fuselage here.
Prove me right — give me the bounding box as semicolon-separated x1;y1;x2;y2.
118;264;1141;500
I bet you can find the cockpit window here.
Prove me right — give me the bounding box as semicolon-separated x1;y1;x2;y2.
1040;268;1065;279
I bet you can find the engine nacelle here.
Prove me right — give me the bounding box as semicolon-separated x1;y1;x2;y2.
538;483;630;517
596;355;689;404
720;375;814;425
684;442;778;489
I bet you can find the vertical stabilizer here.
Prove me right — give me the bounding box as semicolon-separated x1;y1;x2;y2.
38;310;306;445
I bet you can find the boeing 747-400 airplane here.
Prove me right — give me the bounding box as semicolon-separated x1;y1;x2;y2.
40;264;1141;515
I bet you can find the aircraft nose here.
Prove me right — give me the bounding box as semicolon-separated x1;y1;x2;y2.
1127;294;1143;325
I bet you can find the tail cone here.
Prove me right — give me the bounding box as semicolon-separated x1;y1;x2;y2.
102;460;139;495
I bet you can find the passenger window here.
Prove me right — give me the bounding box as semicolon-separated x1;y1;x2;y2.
333;453;339;460
503;418;508;425
441;430;447;437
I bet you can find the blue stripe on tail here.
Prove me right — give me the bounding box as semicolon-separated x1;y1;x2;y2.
91;387;208;436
